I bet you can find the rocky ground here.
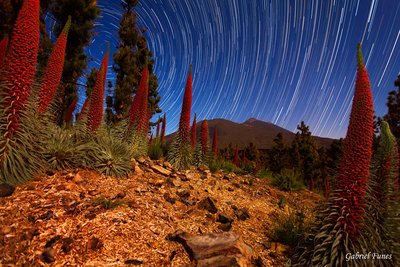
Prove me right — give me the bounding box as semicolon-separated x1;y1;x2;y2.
0;157;320;266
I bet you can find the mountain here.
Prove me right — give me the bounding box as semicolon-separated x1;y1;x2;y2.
166;118;335;149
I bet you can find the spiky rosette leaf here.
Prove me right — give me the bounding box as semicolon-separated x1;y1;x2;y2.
87;133;132;178
38;16;71;113
87;46;109;132
1;0;40;137
0;36;9;70
178;66;193;144
192;143;205;167
200;120;209;155
191;113;197;148
168;133;193;170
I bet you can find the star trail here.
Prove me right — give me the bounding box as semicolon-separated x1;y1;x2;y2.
82;0;400;139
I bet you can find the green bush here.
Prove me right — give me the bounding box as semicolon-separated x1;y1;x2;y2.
148;141;163;160
270;210;309;248
272;169;304;191
256;168;273;179
208;159;242;174
93;197;124;209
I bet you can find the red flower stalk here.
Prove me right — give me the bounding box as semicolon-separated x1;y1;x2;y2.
191;113;197;148
234;145;239;166
77;97;90;121
128;66;149;134
160;113;166;143
335;44;374;238
178;65;192;144
149;133;153;145
200;120;208;154
87;46;109;132
65;97;77;125
1;0;40;137
309;177;314;191
38;17;71;113
212;127;218;157
0;36;9;70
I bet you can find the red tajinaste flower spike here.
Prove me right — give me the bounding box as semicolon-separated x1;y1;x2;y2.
200;120;208;155
212;127;218;157
191;113;197;148
234;145;239;167
309;177;314;191
335;44;374;238
77;97;90;121
1;0;40;137
160;113;166;143
87;46;109;132
0;36;9;70
323;177;330;198
128;66;149;134
38;16;71;113
65;97;77;125
178;65;192;144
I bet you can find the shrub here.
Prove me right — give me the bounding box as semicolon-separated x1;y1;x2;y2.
272;169;303;191
208;159;242;174
93;197;124;210
148;141;163;160
256;168;273;179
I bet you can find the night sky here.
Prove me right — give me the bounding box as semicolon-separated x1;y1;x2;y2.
75;0;400;139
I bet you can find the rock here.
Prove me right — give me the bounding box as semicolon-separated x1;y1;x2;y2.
176;189;190;199
198;197;218;214
217;214;234;224
167;231;253;266
125;259;143;265
0;183;15;197
85;212;96;220
150;179;164;187
223;172;236;181
114;192;126;199
163;161;173;169
1;225;12;235
130;158;137;167
234;208;250;221
42;247;55;263
61;238;74;253
151;165;171;176
134;166;144;175
46;170;55;176
137;156;146;164
182;172;197;181
163;193;176;204
73;173;84;184
86;237;102;251
218;223;232;232
45;235;61;248
39;210;54;221
269;242;289;254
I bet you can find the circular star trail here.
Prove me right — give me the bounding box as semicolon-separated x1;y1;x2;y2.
84;0;400;139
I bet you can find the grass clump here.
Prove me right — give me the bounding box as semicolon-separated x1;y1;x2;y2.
93;197;125;210
272;168;304;191
148;141;163;160
208;158;242;174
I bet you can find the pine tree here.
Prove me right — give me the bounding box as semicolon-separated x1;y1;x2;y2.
212;127;218;157
234;145;239;167
160;113;166;143
383;75;400;140
268;133;290;173
112;0;160;118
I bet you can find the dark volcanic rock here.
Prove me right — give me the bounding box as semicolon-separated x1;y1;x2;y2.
42;247;55;263
0;183;15;197
124;259;143;265
197;197;218;214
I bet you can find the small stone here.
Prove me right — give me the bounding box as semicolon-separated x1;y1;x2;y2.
176;189;190;199
163;161;173;169
163;193;176;204
39;210;54;221
131;158;137;167
61;238;74;253
65;173;74;181
42;247;55;263
73;173;83;184
218;223;232;232
1;225;12;235
216;214;234;224
45;235;61;248
198;197;218;214
151;165;171;176
0;183;15;197
85;212;96;220
137;156;146;164
87;237;102;251
134;166;144;175
234;208;250;221
115;192;126;199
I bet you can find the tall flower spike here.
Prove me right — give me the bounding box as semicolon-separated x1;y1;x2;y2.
38;16;71;113
128;66;149;134
200;120;208;155
234;145;239;166
87;44;109;132
178;65;193;144
160;113;166;143
212;127;218;157
335;43;374;237
191;113;197;148
1;0;40;137
156;119;160;138
0;36;9;70
65;97;77;125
